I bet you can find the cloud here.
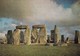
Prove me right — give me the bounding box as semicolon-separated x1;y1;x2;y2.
20;0;79;27
10;24;17;28
0;0;79;26
0;0;80;38
72;0;80;18
0;0;31;19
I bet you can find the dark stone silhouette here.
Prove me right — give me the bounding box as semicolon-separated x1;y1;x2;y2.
7;30;13;44
20;31;24;43
61;35;64;43
74;30;79;44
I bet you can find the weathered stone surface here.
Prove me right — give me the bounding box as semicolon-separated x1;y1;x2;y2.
54;25;61;44
74;30;79;44
16;25;31;45
51;25;61;45
61;35;64;43
24;26;31;45
7;30;13;44
13;29;20;45
32;25;45;28
31;24;47;44
16;25;28;29
51;30;55;43
31;28;38;43
39;26;47;44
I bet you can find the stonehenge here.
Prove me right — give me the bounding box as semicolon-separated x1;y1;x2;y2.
5;24;80;46
6;25;31;45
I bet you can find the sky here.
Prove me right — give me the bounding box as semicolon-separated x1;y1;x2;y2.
0;0;80;39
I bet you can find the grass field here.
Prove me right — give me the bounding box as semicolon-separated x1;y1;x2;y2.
0;44;80;56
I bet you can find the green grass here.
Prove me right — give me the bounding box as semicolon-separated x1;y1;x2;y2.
0;44;80;56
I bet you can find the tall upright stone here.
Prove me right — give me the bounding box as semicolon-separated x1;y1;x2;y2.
39;26;47;44
13;29;20;45
7;30;13;44
74;30;79;44
31;27;38;43
53;25;61;44
61;35;64;43
24;26;31;45
51;30;55;43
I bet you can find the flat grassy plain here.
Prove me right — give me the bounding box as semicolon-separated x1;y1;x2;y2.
0;44;80;56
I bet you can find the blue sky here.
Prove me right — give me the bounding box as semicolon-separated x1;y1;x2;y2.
55;0;77;8
0;18;20;33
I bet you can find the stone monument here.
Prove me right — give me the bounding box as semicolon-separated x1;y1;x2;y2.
31;24;47;44
51;25;61;45
74;30;79;44
7;30;13;44
13;29;20;45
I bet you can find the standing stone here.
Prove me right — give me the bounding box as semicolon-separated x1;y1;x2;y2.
24;26;31;45
31;27;38;43
7;30;13;44
74;30;79;44
39;26;47;44
53;25;61;45
51;30;55;43
13;29;20;45
61;35;64;43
